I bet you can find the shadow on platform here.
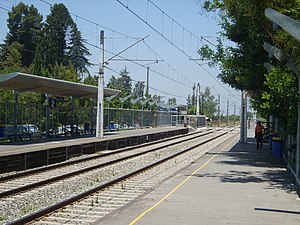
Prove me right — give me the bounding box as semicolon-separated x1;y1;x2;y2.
194;137;300;197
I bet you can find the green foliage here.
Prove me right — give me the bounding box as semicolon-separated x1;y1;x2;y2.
186;85;217;117
198;0;300;135
201;87;218;118
68;25;91;79
36;3;73;69
0;41;24;73
50;63;79;82
0;214;5;221
132;81;145;98
107;67;132;94
168;97;176;104
256;68;298;133
106;67;133;108
4;2;42;67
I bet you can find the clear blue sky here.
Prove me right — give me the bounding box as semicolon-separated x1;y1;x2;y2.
0;0;241;115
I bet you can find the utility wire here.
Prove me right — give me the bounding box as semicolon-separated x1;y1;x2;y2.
2;1;192;90
116;0;239;101
0;5;10;11
142;40;194;85
148;0;216;48
35;0;194;90
39;0;139;40
85;41;192;89
105;66;186;99
4;0;194;95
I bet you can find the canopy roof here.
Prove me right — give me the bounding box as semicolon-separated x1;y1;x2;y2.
0;72;120;98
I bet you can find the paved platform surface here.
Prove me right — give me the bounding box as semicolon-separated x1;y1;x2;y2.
99;129;300;225
0;126;184;157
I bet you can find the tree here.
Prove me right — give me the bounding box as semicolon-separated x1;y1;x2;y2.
68;25;91;79
197;0;300;132
107;67;132;96
168;97;176;105
106;67;133;108
200;86;217;118
2;2;42;67
132;81;145;98
0;42;24;73
35;3;74;70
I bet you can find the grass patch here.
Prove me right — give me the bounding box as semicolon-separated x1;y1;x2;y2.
20;206;38;215
0;214;6;221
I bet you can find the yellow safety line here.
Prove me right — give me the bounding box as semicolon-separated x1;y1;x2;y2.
128;136;239;225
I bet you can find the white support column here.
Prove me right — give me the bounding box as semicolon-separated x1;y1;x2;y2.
96;30;104;138
196;84;200;116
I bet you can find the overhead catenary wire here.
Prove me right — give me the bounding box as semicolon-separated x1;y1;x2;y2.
0;5;10;11
38;0;194;90
105;66;186;99
39;0;139;40
85;41;192;89
116;0;240;101
2;0;193;91
3;0;210;100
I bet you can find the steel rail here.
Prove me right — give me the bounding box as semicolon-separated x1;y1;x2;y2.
0;129;210;183
0;130;213;198
7;131;228;225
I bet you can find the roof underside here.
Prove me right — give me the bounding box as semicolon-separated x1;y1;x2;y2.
0;72;120;98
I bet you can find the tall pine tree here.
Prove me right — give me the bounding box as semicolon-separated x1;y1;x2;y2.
68;25;91;80
35;3;73;70
1;2;42;68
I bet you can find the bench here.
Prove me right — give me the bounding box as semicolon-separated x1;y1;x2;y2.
7;132;33;141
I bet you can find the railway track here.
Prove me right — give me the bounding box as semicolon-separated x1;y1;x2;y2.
0;129;213;198
0;127;239;224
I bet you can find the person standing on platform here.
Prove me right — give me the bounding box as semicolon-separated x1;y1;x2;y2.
255;121;264;149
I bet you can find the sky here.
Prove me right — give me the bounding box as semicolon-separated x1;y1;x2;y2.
0;0;241;115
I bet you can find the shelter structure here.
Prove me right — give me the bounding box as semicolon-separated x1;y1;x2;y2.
0;72;120;138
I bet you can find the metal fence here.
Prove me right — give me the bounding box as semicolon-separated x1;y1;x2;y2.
0;102;175;137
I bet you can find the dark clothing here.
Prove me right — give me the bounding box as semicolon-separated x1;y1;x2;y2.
255;124;264;149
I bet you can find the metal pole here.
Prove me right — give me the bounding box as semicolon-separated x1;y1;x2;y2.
196;84;200;116
240;91;247;143
90;98;94;134
13;90;18;138
218;94;220;126
146;67;149;96
234;103;236;124
297;78;300;184
45;94;50;137
71;96;75;135
227;99;229;125
96;30;104;138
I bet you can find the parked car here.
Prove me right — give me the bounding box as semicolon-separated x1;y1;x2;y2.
23;124;41;139
57;125;84;135
2;125;32;141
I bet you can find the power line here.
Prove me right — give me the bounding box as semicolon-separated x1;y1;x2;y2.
147;0;216;48
38;0;191;89
39;0;139;40
1;1;192;90
142;40;194;85
105;66;187;99
84;41;192;89
0;5;10;11
116;0;239;101
24;0;194;90
3;1;196;97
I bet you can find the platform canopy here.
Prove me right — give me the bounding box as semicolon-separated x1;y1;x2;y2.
0;72;120;98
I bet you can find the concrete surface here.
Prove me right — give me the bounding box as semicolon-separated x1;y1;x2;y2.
98;129;300;225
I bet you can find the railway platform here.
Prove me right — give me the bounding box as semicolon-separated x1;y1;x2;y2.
0;126;188;173
99;129;300;225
